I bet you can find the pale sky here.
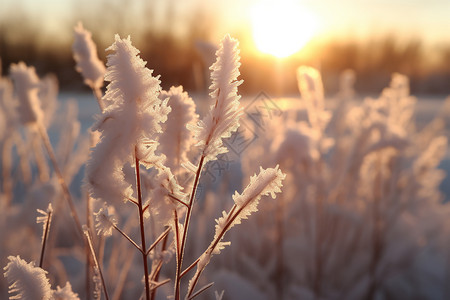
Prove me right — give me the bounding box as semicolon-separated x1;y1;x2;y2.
1;0;450;47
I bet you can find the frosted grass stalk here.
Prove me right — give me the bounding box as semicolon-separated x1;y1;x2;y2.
174;34;243;299
73;22;106;110
10;62;83;237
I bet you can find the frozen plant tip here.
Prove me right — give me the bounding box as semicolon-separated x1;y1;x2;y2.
187;166;286;298
9;62;43;125
86;34;170;205
159;86;198;173
37;203;53;268
94;204;118;237
189;34;243;163
3;256;52;300
73;22;106;91
52;282;80;300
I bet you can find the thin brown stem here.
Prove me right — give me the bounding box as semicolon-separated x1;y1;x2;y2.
135;147;150;300
174;155;205;299
37;124;83;238
146;227;171;256
39;208;52;268
187;282;214;300
180;258;200;279
84;229;110;300
150;231;168;300
150;278;171;290
86;194;94;300
168;193;188;208
112;224;143;254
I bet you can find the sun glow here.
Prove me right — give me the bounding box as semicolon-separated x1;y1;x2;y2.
251;0;318;58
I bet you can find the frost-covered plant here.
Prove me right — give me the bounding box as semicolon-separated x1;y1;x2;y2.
4;255;53;300
3;256;80;300
73;22;106;109
232;68;450;300
9;62;43;125
83;33;285;300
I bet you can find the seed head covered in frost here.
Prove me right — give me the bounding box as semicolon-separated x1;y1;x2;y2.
73;22;106;89
297;66;331;130
3;255;52;300
159;86;198;173
189;34;243;163
95;203;118;237
86;34;170;204
53;282;80;300
9;62;43;125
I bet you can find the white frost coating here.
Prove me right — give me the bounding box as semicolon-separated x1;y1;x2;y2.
297;66;330;131
187;166;285;296
159;86;198;173
189;34;243;163
232;165;285;207
94;203;118;237
73;22;106;89
86;34;170;204
9;62;43;125
213;166;285;240
53;282;80;300
3;256;52;300
36;203;53;241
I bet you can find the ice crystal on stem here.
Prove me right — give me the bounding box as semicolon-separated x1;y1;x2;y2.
86;34;170;205
187;166;286;297
3;256;52;300
189;34;243;163
159;86;198;174
94;204;118;237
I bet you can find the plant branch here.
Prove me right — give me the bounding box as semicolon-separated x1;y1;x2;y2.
180;258;199;279
146;227;171;256
174;155;205;299
168;193;188;208
112;223;143;254
37;124;83;238
38;208;52;268
84;228;110;300
187;282;214;300
135;146;150;300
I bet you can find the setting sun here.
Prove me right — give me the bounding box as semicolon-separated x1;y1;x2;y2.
251;0;318;58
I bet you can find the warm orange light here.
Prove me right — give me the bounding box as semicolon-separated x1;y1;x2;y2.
251;0;318;58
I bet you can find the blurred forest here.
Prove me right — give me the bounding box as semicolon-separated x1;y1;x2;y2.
1;0;450;96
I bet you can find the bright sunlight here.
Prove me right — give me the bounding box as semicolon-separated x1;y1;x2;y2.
251;0;318;58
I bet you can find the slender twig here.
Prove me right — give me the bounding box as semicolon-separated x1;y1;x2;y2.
84;229;110;300
180;258;199;279
39;208;52;268
175;155;205;299
86;194;93;300
146;227;171;256
37;124;83;238
168;194;188;208
112;224;143;253
150;278;171;290
126;197;139;206
187;282;214;300
135;146;150;300
150;227;169;300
